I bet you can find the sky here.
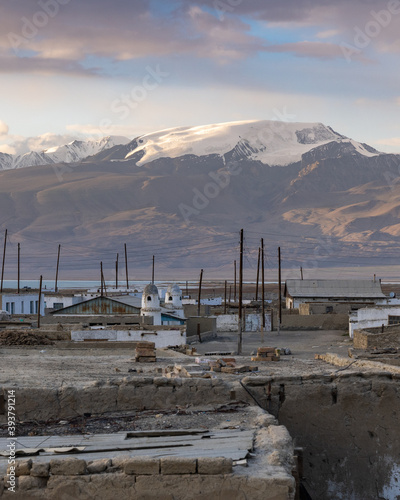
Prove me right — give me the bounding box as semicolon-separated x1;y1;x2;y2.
1;0;400;155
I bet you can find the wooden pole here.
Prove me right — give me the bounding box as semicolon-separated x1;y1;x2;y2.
234;260;237;302
100;262;104;297
152;255;155;284
278;246;282;334
1;229;7;293
197;269;203;317
17;243;20;294
261;238;265;331
186;280;188;297
300;266;303;280
256;247;260;301
229;285;232;303
55;244;61;293
124;244;129;290
237;229;244;355
37;275;43;329
116;253;119;290
224;280;227;314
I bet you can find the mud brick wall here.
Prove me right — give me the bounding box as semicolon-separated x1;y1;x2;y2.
242;372;400;500
354;328;400;349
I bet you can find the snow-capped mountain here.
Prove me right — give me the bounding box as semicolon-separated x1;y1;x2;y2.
124;120;381;166
0;136;130;171
1;118;400;274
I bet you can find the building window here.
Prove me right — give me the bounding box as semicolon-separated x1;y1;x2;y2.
53;303;64;310
147;296;152;301
169;296;173;301
30;301;34;314
11;303;15;314
21;302;24;314
388;315;400;325
326;306;333;313
5;302;10;312
35;301;38;314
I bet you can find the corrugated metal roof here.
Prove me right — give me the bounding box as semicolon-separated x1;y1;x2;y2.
285;279;386;299
51;296;141;315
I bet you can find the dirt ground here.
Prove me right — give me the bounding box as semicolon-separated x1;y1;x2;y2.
0;329;352;388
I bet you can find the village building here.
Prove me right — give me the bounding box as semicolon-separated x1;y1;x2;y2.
285;279;387;310
349;305;400;338
44;292;84;312
142;283;186;326
0;292;45;316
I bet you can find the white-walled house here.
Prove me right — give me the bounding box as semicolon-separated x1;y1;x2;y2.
0;292;45;316
349;306;400;338
285;279;387;309
44;293;84;311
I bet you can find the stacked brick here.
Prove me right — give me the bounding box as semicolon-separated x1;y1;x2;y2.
251;347;280;362
135;341;156;363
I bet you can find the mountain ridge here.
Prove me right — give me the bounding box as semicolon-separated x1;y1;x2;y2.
0;119;399;276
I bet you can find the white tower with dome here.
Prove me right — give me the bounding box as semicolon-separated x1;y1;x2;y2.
141;284;162;325
164;284;184;319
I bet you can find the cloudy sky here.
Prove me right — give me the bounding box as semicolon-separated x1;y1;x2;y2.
1;0;400;155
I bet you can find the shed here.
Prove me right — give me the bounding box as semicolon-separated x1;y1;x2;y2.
50;296;141;316
285;279;387;309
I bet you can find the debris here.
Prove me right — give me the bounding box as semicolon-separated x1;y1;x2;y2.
233;459;248;467
135;341;156;363
221;365;257;374
204;351;234;356
251;347;280;362
0;331;54;346
174;364;208;378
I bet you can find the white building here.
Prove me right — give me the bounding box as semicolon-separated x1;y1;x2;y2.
44;293;84;311
141;284;162;325
285;279;387;309
164;284;185;319
0;292;45;316
349;306;400;338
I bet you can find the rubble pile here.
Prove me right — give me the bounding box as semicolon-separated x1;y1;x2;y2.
251;347;280;362
0;330;54;346
135;341;156;363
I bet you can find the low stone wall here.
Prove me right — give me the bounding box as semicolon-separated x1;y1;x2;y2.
216;313;272;332
241;369;400;500
354;327;400;349
186;317;216;337
280;313;348;330
71;329;186;348
1;412;296;500
1;377;249;422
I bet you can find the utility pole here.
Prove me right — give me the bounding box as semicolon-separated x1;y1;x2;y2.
116;253;119;290
197;269;203;316
300;266;303;280
229;285;232;303
55;244;61;293
237;229;244;355
197;269;203;343
186;280;188;297
224;280;227;314
100;262;104;297
261;238;265;331
278;247;282;334
37;275;43;329
152;255;155;284
124;244;129;290
1;229;7;293
256;247;260;301
17;243;20;294
234;260;237;302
